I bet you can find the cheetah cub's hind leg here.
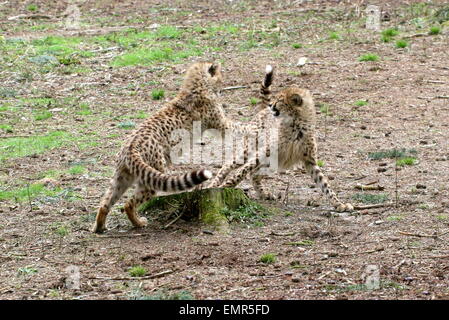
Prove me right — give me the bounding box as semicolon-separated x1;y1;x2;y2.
304;161;353;212
123;184;154;228
93;167;135;233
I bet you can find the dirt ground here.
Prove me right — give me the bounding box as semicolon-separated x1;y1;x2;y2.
0;0;448;300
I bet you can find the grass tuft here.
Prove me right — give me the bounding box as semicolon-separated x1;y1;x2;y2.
260;253;276;264
151;89;165;100
359;53;379;62
128;266;147;277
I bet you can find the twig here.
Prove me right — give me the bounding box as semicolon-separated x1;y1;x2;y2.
163;211;185;229
8;14;52;20
403;33;427;39
353;203;391;210
96;233;147;238
398;231;438;238
423;80;446;84
89;269;175;281
340;247;384;257
354;184;384;191
222;85;248;91
270;231;296;236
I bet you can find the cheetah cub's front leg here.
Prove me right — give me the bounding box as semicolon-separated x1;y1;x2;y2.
304;161;353;212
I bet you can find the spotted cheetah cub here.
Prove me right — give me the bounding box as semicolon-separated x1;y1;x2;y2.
210;66;353;212
93;62;240;233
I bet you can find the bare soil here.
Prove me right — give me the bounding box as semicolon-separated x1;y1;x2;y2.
0;0;448;300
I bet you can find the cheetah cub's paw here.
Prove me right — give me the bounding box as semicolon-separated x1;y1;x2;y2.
134;217;148;228
259;192;281;201
336;203;354;212
92;223;107;234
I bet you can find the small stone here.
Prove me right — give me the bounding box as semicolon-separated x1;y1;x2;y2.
375;220;384;225
361;125;367;130
416;184;427;189
377;167;388;173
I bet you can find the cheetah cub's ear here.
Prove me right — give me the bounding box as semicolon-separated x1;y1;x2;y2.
290;94;303;106
208;63;221;77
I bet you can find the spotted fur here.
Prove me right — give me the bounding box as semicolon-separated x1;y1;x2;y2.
211;66;353;212
93;62;241;233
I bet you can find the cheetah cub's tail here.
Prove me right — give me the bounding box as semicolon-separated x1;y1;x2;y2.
127;153;212;192
258;65;274;111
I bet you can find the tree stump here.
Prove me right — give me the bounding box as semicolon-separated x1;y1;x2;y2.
139;188;255;233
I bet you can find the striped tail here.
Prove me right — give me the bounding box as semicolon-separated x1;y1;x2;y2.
257;65;274;111
127;151;212;192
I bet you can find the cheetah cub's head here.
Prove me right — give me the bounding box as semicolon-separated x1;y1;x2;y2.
270;87;315;123
182;61;223;96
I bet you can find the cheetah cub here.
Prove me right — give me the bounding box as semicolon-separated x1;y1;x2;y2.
210;66;353;212
93;62;240;233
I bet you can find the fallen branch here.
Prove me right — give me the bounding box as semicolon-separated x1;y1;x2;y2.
89;269;175;281
354;184;384;191
163;211;185;229
403;33;427;39
340;247;384;257
353;203;391;210
423;80;446;84
398;231;438;238
222;85;248;91
269;231;296;237
8;14;52;20
96;233;147;238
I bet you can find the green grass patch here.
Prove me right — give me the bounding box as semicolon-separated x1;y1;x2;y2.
0;131;72;162
34;110;53;121
221;201;270;226
429;26;441;35
151;89;165;100
352;193;389;204
316;160;325;167
396;157;417;167
18;267;38;275
318;103;331;115
291;43;303;49
68;165;87;175
395;39;408;48
111;46;202;67
285;240;315;246
381;28;399;37
77;102;92;116
0;124;13;133
359;53;379;62
26;4;38;12
0;183;61;202
354;100;368;106
260;253;276;264
128;266;147;277
328;31;341;40
250;97;259;105
368;148;417;160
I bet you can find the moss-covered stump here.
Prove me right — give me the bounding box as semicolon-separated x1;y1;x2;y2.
140;188;257;233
